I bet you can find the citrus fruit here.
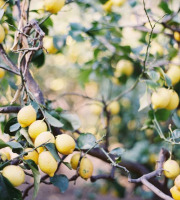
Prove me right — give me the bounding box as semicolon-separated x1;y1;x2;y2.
150;42;163;56
0;68;5;78
0;151;10;161
175;175;180;190
70;153;81;170
28;120;48;139
115;60;134;77
107;101;120;115
102;0;113;12
151;88;170;109
79;157;93;179
165;90;179;110
43;36;58;54
38;151;58;177
170;186;180;200
111;0;126;6
2;23;9;34
174;32;180;42
2;165;25;187
166;65;180;85
0;0;7;10
17;105;36;128
55;134;75;155
91;104;103;115
34;131;55;153
163;160;180;179
44;0;65;14
23;148;39;165
0;24;5;43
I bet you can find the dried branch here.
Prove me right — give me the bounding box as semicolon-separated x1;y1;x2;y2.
0;65;20;75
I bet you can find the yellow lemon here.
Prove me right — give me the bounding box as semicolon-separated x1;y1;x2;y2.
90;104;103;115
34;131;55;153
107;101;120;115
150;42;163;56
151;88;170;109
166;65;180;85
174;32;180;42
23;148;39;165
44;0;65;14
70;153;81;170
2;23;9;35
0;25;5;43
28;120;48;139
38;151;58;177
111;0;126;6
163;160;180;179
55;134;75;155
165;90;179;110
0;151;11;161
102;0;113;12
115;60;134;77
43;36;58;54
79;157;93;179
170;186;180;200
17;105;36;128
0;68;5;78
175;175;180;190
0;0;7;10
2;165;25;187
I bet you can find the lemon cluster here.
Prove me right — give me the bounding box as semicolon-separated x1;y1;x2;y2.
151;88;179;110
70;153;93;179
103;0;126;12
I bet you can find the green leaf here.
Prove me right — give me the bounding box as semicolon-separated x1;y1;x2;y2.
4;117;20;136
110;147;125;157
172;113;180;128
44;111;64;128
155;109;171;121
158;1;172;14
24;160;41;200
77;133;97;150
0;139;9;149
63;162;72;170
50;175;69;193
45;143;61;162
31;50;45;68
145;80;159;89
60;112;81;131
20;129;34;146
10;123;21;132
6;141;23;154
0;174;22;200
171;129;180;140
138;90;151;111
0;9;4;20
147;71;160;82
53;35;66;50
164;74;172;87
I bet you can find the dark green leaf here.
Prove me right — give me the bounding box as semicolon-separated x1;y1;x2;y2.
4;117;20;136
77;133;97;150
63;162;72;170
44;111;64;128
45;143;61;162
158;2;172;14
171;129;180;140
0;139;9;149
20;129;34;146
10;123;21;132
50;174;69;193
31;50;45;68
172;113;180;128
110;147;125;157
155;109;171;121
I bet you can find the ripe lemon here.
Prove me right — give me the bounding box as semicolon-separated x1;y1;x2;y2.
170;186;180;200
17;105;36;128
0;0;7;10
0;151;11;161
102;0;113;12
43;36;58;54
151;88;170;109
150;42;163;56
115;60;134;77
34;131;55;153
0;68;5;78
175;175;180;190
79;157;93;179
111;0;126;6
165;90;179;110
90;104;103;115
2;165;25;187
55;134;75;155
2;23;9;35
70;153;81;170
0;25;5;44
174;32;180;42
44;0;65;14
163;160;180;179
107;101;120;115
23;148;39;165
166;65;180;85
28;120;48;139
38;151;58;177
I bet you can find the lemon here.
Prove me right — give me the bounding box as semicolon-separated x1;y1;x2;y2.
111;0;126;6
151;88;170;109
23;148;39;165
170;186;180;200
17;105;36;128
79;157;93;179
166;65;180;85
2;23;9;34
174;32;180;42
175;175;180;190
0;0;7;10
115;60;134;77
43;36;58;54
0;68;5;78
165;90;179;110
28;120;48;139
90;104;103;115
0;151;11;161
55;134;75;155
44;0;65;14
34;131;55;153
2;165;25;187
102;0;113;12
38;151;58;177
163;160;180;179
150;42;163;56
70;153;81;170
107;101;120;115
0;25;5;44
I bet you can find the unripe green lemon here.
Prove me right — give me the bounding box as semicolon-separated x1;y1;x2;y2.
170;186;180;200
34;131;55;153
0;68;5;78
44;0;65;14
55;134;75;155
28;120;48;139
2;165;25;187
38;151;58;177
23;148;39;165
107;101;120;115
163;160;180;179
166;65;180;85
165;90;179;110
79;157;93;179
17;105;36;128
43;36;58;54
70;153;81;170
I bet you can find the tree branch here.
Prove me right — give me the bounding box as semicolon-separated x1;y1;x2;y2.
0;106;21;113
